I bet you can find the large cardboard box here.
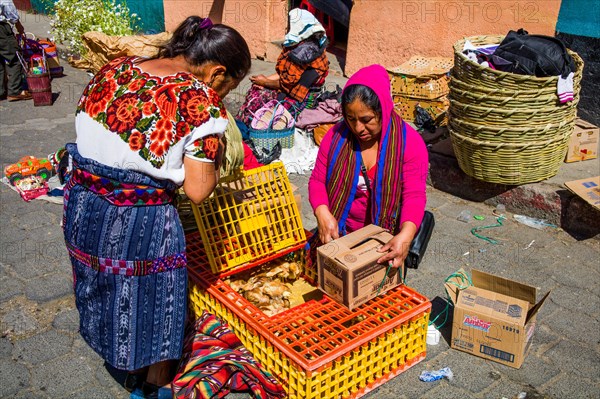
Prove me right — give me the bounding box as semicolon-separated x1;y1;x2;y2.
317;224;401;310
564;119;599;163
447;269;549;368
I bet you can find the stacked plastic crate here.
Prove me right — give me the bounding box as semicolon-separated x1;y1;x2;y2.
387;56;453;126
186;163;431;399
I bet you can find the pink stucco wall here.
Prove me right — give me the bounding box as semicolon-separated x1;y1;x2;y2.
345;0;562;75
163;0;561;76
163;0;288;60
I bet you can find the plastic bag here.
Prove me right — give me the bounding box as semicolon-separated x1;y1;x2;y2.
414;105;436;133
244;140;282;165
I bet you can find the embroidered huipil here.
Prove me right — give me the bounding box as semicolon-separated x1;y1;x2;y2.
75;56;228;185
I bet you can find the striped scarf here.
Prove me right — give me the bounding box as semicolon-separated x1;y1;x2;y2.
326;111;405;234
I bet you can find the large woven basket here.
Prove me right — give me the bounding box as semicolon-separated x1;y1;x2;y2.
449;35;583;185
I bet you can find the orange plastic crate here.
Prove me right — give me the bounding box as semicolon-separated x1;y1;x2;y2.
190;162;306;276
186;236;431;399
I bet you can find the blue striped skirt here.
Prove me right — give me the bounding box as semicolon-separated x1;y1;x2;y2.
63;143;187;371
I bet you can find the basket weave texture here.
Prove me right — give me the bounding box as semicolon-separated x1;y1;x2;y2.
26;73;52;106
449;35;583;185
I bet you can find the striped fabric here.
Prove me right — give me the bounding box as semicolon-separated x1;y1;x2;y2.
326;113;405;233
63;143;187;371
172;311;285;399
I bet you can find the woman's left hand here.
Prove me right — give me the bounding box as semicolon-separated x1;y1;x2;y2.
376;222;418;268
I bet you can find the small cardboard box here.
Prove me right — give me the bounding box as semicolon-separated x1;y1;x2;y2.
317;224;401;310
446;269;549;368
564;176;600;211
565;119;599;162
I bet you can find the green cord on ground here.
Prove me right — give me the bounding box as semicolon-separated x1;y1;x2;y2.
429;270;473;329
470;216;506;245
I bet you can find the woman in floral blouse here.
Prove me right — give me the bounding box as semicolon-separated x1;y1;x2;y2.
62;16;251;397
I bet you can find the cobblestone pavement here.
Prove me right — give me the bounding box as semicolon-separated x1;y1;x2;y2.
0;12;599;399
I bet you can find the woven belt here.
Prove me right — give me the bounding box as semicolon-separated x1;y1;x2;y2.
67;242;186;276
66;167;175;206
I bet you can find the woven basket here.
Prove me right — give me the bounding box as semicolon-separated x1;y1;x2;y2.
449;35;583;185
451;130;572;185
26;72;52;106
451;35;584;91
388;56;453;100
449;98;578;126
449;116;576;142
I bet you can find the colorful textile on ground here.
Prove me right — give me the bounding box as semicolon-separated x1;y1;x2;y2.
76;56;226;170
235;84;278;127
172;311;286;399
276;46;328;102
63;143;187;371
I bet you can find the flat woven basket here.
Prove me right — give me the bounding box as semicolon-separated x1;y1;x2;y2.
449;35;584;185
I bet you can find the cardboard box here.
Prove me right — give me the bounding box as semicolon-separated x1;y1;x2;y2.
317;224;402;310
446;269;549;368
564;176;600;211
565;119;599;162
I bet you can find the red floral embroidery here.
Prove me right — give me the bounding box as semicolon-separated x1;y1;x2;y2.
128;131;146;151
208;89;227;118
202;135;220;161
149;119;174;158
143;102;157;116
155;84;181;120
129;78;147;92
140;91;152;102
85;78;117;117
106;93;142;133
179;89;210;127
117;69;134;85
76;57;226;168
175;121;190;140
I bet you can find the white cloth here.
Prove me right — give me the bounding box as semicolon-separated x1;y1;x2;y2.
283;8;326;47
557;72;574;104
76;113;226;185
278;128;318;174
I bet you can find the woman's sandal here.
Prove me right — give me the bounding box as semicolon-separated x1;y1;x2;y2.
141;381;172;399
123;371;147;393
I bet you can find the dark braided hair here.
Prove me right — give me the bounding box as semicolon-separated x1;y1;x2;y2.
159;16;251;80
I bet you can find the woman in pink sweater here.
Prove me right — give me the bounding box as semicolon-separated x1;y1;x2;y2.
308;64;428;268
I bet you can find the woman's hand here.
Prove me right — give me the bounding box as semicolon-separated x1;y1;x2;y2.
250;74;269;86
250;74;281;90
315;205;339;244
377;222;418;268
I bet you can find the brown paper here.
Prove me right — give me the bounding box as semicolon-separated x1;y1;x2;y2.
69;31;172;73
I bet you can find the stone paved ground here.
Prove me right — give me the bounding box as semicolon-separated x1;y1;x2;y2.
0;12;599;399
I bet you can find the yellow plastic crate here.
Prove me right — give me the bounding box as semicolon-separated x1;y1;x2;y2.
187;237;431;399
190;162;306;276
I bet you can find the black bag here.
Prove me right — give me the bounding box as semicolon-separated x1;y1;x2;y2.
492;29;575;78
404;210;435;269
